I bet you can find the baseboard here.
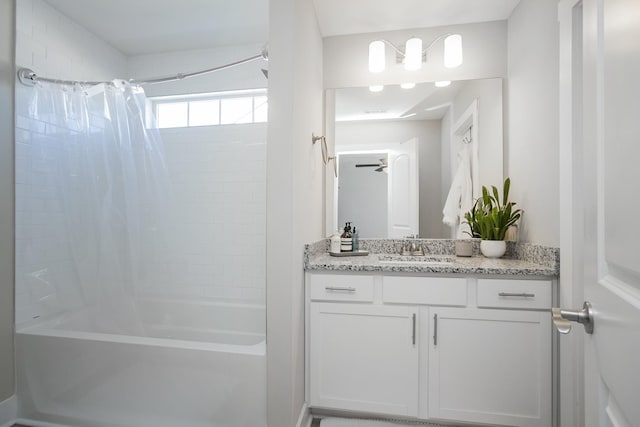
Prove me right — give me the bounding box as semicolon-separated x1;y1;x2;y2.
296;402;311;427
0;395;17;427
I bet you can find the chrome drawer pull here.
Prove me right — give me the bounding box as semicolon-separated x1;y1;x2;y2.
412;313;416;345
433;314;438;346
498;292;535;298
325;286;356;292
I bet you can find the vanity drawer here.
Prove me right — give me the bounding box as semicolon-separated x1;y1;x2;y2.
309;274;374;302
382;276;468;306
477;279;552;309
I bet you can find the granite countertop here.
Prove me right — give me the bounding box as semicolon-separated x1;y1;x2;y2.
304;239;559;277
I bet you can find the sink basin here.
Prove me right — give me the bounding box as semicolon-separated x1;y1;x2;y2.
377;254;455;264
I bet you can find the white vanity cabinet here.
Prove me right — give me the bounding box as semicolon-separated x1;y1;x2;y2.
426;277;553;426
428;308;551;427
306;272;556;427
309;303;419;416
307;274;419;416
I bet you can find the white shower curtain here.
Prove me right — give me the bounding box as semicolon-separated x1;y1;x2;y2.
19;79;170;328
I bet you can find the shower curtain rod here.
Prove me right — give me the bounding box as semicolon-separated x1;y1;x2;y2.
17;47;268;87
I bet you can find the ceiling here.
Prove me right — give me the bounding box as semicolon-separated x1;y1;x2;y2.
45;1;519;56
45;0;521;56
335;81;468;122
312;0;521;37
45;0;269;55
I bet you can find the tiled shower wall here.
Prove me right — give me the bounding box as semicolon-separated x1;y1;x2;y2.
15;0;267;324
15;0;128;324
15;0;127;82
146;125;266;303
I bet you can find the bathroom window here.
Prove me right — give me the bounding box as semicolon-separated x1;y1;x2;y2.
151;89;268;128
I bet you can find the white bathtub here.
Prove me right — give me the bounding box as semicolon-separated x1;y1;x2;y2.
16;298;266;427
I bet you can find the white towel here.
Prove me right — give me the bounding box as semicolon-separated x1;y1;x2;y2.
442;145;473;238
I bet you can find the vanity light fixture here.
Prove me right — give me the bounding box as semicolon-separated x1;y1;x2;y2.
368;41;386;73
400;82;416;89
369;85;384;92
435;80;451;87
444;34;463;68
404;38;423;71
368;34;463;73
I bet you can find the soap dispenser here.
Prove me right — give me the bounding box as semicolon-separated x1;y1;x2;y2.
340;222;353;252
352;226;359;251
330;230;341;253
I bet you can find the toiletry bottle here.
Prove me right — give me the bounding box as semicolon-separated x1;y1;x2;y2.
340;222;353;252
330;230;341;253
352;226;359;251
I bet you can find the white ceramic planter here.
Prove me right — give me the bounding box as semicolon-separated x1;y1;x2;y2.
480;240;506;258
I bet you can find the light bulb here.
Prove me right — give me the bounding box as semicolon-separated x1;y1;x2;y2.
444;34;463;68
369;85;384;92
435;81;451;87
404;38;423;71
368;41;385;73
400;82;416;89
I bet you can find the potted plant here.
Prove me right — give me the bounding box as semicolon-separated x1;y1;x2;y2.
464;178;522;258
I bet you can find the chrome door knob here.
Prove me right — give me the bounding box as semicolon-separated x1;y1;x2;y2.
552;301;594;334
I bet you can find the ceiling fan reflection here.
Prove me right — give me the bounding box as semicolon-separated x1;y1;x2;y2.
355;158;388;172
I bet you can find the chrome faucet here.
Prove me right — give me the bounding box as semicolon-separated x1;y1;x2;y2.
400;236;425;256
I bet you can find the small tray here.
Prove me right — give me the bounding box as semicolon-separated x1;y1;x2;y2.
329;250;369;257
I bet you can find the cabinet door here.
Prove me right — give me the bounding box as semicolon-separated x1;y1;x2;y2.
310;303;419;417
428;308;551;427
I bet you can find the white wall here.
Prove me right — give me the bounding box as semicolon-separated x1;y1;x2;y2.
129;47;268;307
15;0;269;318
506;0;559;246
15;0;126;80
335;119;443;237
451;78;504;191
153;125;266;303
266;0;324;425
127;44;267;97
324;20;508;89
14;0;128;324
0;0;15;403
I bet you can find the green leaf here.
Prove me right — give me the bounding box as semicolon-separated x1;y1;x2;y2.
492;185;500;208
503;177;511;204
463;178;521;241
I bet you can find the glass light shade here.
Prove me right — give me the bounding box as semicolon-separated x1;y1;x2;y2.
444;34;463;68
400;82;416;89
369;85;384;92
435;80;451;87
368;41;386;73
404;38;423;71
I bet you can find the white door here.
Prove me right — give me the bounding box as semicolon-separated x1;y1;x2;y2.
561;0;640;425
388;137;418;238
309;303;419;416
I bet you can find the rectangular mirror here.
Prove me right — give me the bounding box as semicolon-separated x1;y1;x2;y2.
326;78;504;239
